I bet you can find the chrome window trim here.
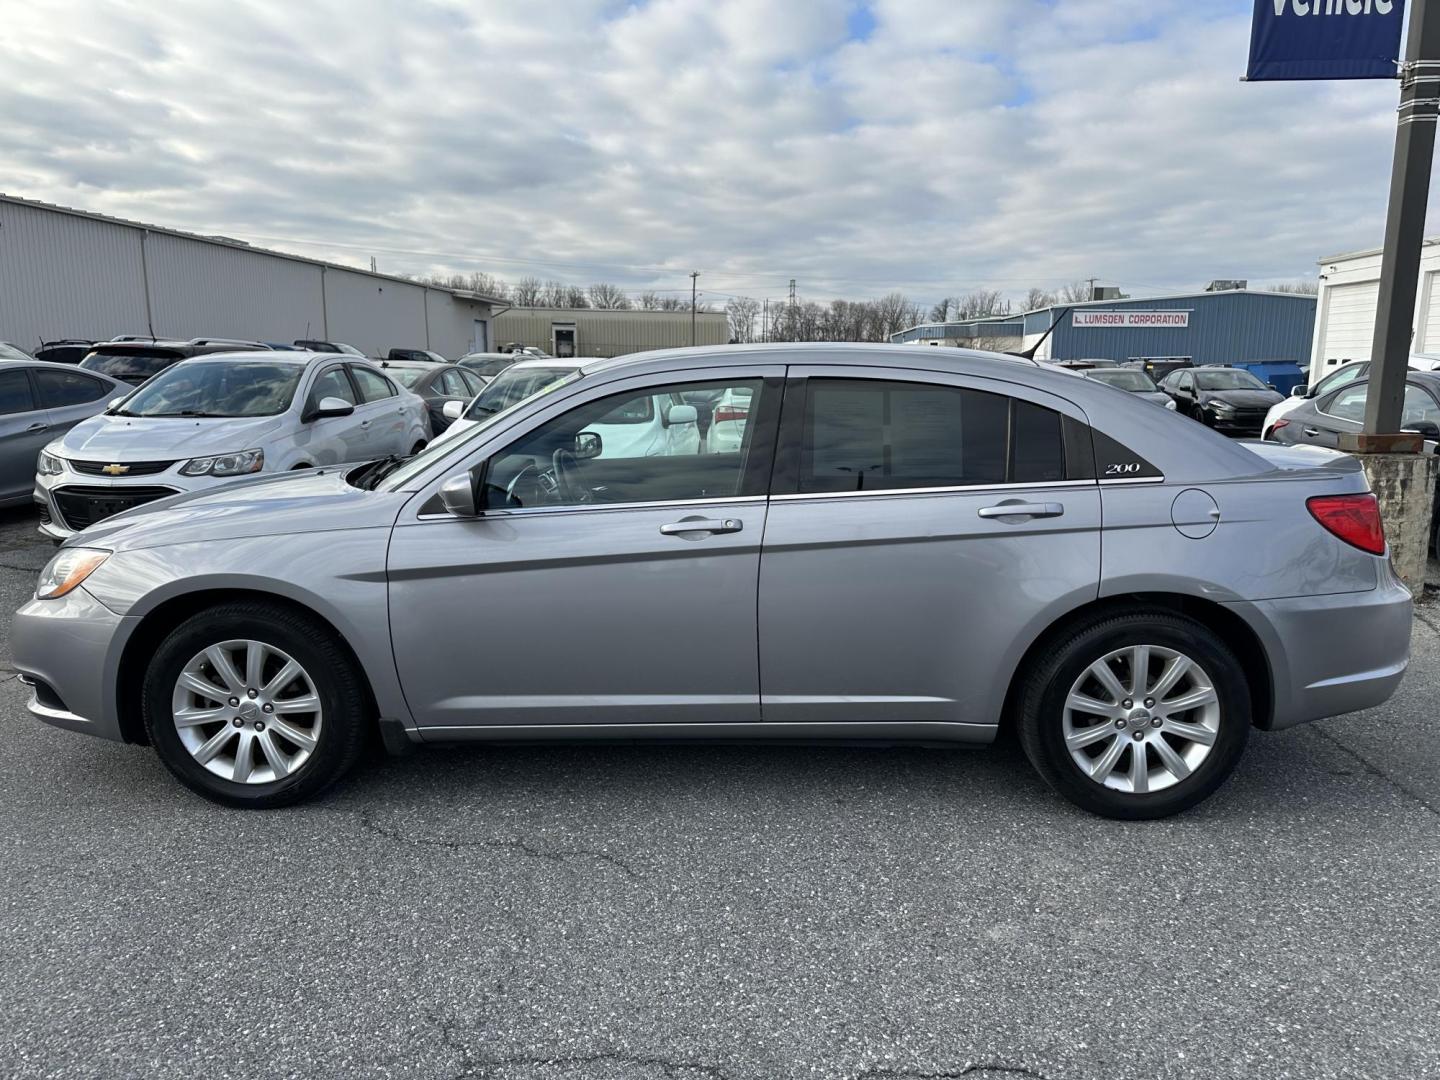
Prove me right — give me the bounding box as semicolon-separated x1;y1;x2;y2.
1098;476;1166;486
770;479;1098;502
415;493;769;522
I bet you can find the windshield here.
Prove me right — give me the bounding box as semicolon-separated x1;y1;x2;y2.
1196;370;1268;391
80;349;181;383
0;343;34;361
114;360;304;417
386;367;427;388
1089;370;1158;392
373;369;583;492
463;366;578;420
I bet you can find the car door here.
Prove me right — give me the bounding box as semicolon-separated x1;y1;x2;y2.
349;364;411;454
1170;370;1196;416
0;367;49;502
387;367;784;731
756;366;1102;728
297;363;369;463
1302;379;1440;448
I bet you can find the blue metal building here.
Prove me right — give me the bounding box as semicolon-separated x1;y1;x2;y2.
892;290;1317;366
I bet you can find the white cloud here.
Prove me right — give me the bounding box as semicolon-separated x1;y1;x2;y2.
0;0;1424;307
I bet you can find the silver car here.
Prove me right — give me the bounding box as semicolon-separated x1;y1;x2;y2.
10;345;1412;818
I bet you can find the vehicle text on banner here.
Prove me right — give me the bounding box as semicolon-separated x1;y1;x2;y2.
1247;0;1407;81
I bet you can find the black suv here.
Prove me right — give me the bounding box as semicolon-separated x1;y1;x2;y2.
79;340;256;384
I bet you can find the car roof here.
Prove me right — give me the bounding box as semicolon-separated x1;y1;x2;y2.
505;357;589;372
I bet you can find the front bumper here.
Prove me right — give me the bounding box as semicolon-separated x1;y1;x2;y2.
11;586;136;742
1230;568;1413;731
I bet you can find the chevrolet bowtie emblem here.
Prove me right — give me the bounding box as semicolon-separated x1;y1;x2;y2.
101;464;130;476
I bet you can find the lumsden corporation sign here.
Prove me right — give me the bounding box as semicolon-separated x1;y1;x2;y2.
1072;311;1190;328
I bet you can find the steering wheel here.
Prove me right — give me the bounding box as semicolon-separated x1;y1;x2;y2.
504;460;542;506
551;448;585;503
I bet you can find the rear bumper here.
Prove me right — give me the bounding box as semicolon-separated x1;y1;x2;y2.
1230;570;1413;731
11;587;135;742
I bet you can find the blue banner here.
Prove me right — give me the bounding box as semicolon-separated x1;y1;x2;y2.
1247;0;1407;81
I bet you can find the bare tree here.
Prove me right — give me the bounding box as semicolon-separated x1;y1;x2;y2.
588;283;632;309
511;276;543;307
1270;280;1320;295
929;297;954;323
1058;281;1093;304
953;290;1010;321
1023;287;1057;311
726;297;761;343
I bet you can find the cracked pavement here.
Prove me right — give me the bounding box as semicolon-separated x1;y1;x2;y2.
2;505;1439;1079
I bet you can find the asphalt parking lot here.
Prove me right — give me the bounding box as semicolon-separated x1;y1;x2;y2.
1;507;1438;1080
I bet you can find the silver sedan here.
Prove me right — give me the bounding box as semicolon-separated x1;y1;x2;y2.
11;344;1412;818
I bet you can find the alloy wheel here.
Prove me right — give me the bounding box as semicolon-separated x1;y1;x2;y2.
1061;644;1220;795
171;639;324;784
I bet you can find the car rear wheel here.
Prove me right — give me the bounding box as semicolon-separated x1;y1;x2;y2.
142;601;370;808
1017;611;1250;819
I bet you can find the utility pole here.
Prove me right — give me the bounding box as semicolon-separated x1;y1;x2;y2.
690;271;700;346
762;299;769;343
1362;0;1440;442
1085;277;1098;301
788;278;797;342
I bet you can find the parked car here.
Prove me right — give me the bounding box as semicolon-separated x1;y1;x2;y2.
431;357;701;458
704;384;754;452
0;361;129;506
0;342;37;362
1082;367;1177;410
455;352;520;380
34;340;95;365
1262;356;1438;440
34;351;429;540
1158;366;1283;435
1126;358;1194;382
79;340;244;384
294;340;364;356
386;348;447;365
187;338;273;351
12;344;1411;819
1051;359;1119;370
379;361;486;434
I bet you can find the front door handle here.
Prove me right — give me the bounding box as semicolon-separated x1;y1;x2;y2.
977;502;1064;520
660;517;743;536
1303;426;1321;437
26;422;47;433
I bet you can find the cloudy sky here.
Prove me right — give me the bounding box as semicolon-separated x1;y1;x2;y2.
1;0;1425;308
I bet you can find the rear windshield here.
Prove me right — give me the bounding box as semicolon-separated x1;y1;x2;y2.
81;349;182;383
1089;370;1158;392
385;367;427;388
113;360;304;417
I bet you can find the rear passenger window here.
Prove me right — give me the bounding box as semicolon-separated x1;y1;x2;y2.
797;379;1065;494
351;366;395;403
36;369;108;408
0;370;35;415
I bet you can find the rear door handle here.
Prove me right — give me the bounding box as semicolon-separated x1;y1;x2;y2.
660;517;743;535
977;502;1064;520
1303;426;1321;437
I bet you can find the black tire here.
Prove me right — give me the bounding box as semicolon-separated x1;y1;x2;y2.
1017;610;1250;820
142;601;371;808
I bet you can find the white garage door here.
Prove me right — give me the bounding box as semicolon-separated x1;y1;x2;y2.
1316;280;1380;375
1419;271;1440;354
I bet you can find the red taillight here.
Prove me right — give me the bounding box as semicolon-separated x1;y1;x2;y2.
714;406;749;424
1271;418;1290;431
1307;493;1386;555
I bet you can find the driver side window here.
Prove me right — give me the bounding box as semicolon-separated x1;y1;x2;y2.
481;378;772;510
310;367;357;408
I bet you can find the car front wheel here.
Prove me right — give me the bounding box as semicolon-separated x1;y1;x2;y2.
142;601;370;808
1018;611;1250;819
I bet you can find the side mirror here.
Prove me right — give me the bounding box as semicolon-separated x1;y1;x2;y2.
573;431;603;460
1267;382;1278;391
1406;420;1440;439
304;396;355;422
665;404;698;426
442;399;465;421
1290;385;1307;398
439;472;478;517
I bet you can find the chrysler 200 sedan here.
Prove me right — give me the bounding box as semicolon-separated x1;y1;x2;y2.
12;344;1412;819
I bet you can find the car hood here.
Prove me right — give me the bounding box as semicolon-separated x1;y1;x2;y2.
1136;391;1172;406
68;467;410;552
58;413;290;459
1200;389;1284;407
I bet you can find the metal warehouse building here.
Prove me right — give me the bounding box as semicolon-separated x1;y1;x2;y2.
0;194;506;358
893;289;1317;367
493;306;730;359
1311;237;1440;383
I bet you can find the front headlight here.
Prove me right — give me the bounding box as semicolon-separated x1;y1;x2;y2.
1208;400;1234;413
1164;398;1177;410
36;548;110;600
37;449;65;475
180;449;264;477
